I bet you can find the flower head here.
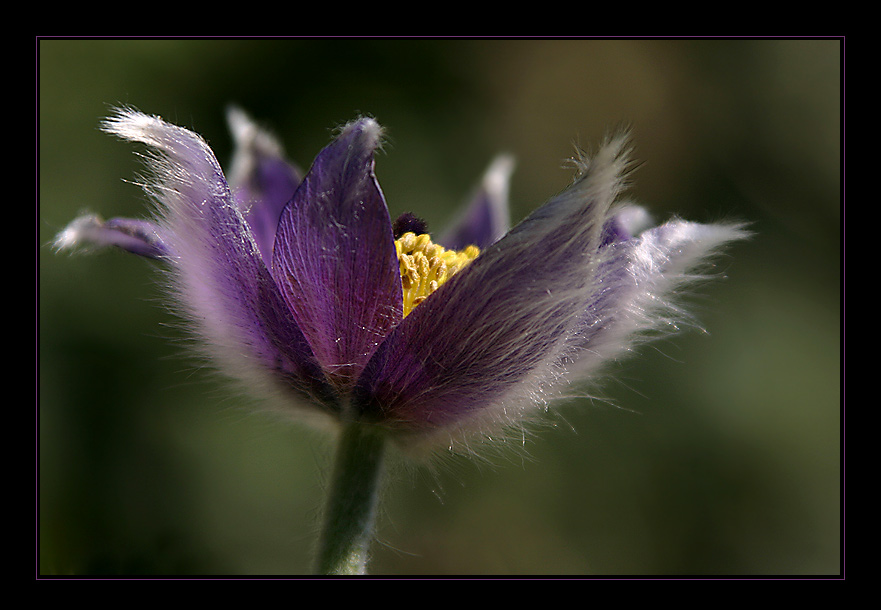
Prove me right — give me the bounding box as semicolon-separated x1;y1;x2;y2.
55;108;747;452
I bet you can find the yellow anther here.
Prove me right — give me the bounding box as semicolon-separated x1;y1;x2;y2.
395;232;480;317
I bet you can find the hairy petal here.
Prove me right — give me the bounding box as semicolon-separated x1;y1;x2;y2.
54;214;169;258
101;108;333;415
439;154;514;250
601;204;653;245
569;216;750;378
354;135;632;439
226;107;302;266
272;118;402;397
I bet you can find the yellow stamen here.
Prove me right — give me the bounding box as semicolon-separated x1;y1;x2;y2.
395;232;480;317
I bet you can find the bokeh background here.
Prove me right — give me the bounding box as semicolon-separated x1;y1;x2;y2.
38;38;841;576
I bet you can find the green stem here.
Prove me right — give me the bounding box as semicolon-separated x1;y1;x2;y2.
314;422;386;575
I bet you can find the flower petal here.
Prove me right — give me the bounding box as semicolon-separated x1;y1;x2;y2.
353;136;632;438
439;154;514;250
54;214;169;258
568;216;750;379
101;108;334;415
226;107;302;266
271;118;403;394
601;204;653;245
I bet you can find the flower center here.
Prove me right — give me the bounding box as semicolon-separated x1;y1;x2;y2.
395;232;480;317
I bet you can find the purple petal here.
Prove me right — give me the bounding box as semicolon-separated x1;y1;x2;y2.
601;204;652;245
439;154;514;250
569;217;750;378
54;214;169;258
101;108;333;414
226;107;302;266
271;118;402;392
354;137;633;434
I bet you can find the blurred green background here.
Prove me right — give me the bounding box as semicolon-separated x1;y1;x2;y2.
38;38;841;576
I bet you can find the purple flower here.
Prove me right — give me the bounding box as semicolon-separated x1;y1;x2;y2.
55;108;747;451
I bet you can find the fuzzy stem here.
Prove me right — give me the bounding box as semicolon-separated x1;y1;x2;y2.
314;422;386;575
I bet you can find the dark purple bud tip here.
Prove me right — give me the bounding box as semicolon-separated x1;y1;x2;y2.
393;212;428;239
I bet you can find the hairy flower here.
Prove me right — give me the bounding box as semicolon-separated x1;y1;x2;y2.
55;108;747;452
